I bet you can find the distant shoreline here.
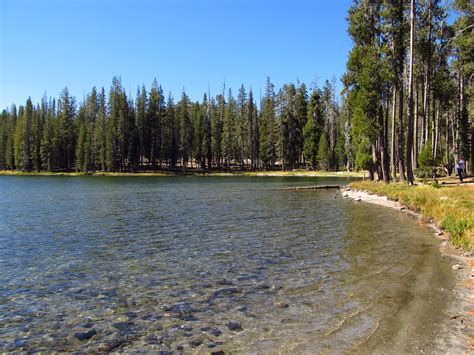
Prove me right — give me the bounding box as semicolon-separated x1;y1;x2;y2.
0;169;365;178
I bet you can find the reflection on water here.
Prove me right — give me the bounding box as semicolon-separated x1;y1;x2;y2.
0;176;457;352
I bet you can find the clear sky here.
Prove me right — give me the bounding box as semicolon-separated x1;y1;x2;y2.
0;0;353;109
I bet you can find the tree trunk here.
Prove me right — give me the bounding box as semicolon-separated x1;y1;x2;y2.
406;0;415;184
414;81;419;169
433;102;440;161
431;96;436;157
371;143;381;181
397;0;406;182
381;105;390;183
445;110;450;175
424;1;432;146
391;87;397;181
420;75;425;148
451;113;457;155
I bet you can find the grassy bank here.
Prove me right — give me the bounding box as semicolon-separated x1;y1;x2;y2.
0;169;364;178
350;181;474;251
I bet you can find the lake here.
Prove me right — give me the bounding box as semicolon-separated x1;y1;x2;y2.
0;176;460;352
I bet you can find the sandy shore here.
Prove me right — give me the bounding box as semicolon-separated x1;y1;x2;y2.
341;186;474;352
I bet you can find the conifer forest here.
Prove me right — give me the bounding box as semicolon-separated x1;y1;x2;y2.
0;0;472;183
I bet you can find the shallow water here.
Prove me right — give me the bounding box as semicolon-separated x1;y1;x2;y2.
0;176;459;352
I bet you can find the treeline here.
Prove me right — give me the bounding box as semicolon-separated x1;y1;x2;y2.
343;0;472;183
0;77;350;172
1;0;471;178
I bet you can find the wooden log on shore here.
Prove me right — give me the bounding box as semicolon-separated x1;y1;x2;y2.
279;185;340;190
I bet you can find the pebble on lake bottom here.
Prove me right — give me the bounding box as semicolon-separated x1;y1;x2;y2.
227;321;243;331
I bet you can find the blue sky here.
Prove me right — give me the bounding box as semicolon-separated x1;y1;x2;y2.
1;0;353;109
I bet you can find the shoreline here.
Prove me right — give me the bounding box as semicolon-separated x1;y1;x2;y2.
0;169;364;178
341;186;474;352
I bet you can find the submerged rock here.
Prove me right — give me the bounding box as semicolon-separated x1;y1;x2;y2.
227;321;243;331
237;306;248;313
273;301;289;309
190;338;203;347
14;338;28;348
216;279;234;286
112;322;135;331
74;329;97;341
178;314;198;321
452;264;463;270
208;341;223;348
201;326;222;337
212;287;240;299
177;325;193;332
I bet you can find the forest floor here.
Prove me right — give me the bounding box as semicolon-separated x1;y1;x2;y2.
0;169;365;178
343;180;474;351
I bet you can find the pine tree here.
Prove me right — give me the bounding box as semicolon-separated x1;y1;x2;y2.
236;85;248;168
14;98;34;171
148;79;163;168
75;121;86;171
40;99;56;171
317;133;331;171
212;95;223;168
303;89;323;169
178;91;193;169
191;102;202;168
135;85;148;166
248;89;259;169
85;87;98;170
281;84;298;169
94;88;107;171
222;89;236;169
295;83;308;165
343;1;388;180
451;0;473;171
56;87;76;171
202;93;213;169
259;78;277;169
166;94;179;168
31;102;43;171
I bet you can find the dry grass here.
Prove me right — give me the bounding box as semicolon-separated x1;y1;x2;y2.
350;180;474;251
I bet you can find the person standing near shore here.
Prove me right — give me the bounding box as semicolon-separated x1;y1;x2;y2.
456;156;465;183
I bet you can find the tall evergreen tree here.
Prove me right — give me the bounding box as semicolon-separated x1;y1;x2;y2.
222;89;236;169
248;89;259;169
178;91;193;169
295;83;308;165
202;93;213;169
343;1;388;180
94;88;107;171
135;85;148;166
259;78;277;169
56;87;76;171
236;85;248;168
166;94;179;168
14;98;34;171
303;89;324;169
212;95;224;168
148;79;163;168
281;84;298;169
